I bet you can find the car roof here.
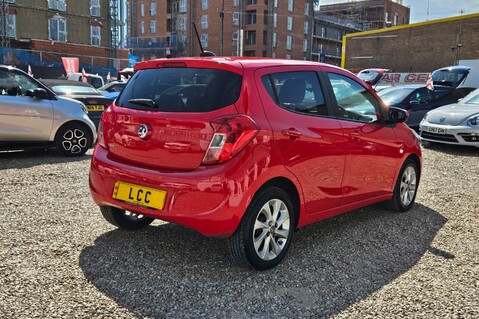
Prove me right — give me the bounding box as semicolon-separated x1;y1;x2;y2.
135;57;350;75
40;79;95;88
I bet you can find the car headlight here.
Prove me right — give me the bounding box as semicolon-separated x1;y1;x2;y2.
467;114;479;126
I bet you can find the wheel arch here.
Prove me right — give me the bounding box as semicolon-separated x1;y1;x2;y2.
254;177;301;230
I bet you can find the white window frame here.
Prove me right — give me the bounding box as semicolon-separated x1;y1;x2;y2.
201;15;208;29
304;21;309;35
303;39;308;52
305;2;309;16
233;12;239;26
273;13;277;28
233;0;239;6
274;0;278;8
140;4;145;17
48;0;66;11
200;34;208;48
49;16;67;42
286;54;291;59
179;0;187;13
0;13;16;38
150;3;157;16
150;20;156;33
201;0;208;10
91;25;101;46
90;0;100;17
272;32;277;48
286;35;292;50
179;16;187;31
288;0;294;12
287;16;293;31
140;21;145;34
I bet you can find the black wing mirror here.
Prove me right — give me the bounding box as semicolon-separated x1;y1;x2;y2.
27;88;49;99
387;107;408;124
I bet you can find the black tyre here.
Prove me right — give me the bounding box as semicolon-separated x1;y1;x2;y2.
55;123;92;156
100;206;154;230
385;158;419;212
228;187;294;270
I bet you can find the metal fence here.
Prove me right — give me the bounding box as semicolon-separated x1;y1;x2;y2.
0;48;130;80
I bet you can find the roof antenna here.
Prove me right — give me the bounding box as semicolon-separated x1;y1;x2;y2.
192;22;215;57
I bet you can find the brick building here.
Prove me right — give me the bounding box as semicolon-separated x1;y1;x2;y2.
127;0;314;61
0;0;129;78
314;0;410;66
342;13;479;72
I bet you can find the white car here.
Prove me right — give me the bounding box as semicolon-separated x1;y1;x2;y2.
0;65;97;156
419;88;479;147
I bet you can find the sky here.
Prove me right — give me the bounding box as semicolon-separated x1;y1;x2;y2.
318;0;479;23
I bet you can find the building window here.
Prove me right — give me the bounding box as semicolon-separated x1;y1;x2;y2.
246;30;256;45
48;0;66;11
201;0;208;10
273;13;277;28
246;11;256;24
286;35;292;50
91;25;101;46
179;16;187;31
233;12;239;26
394;13;399;25
232;31;238;47
287;0;293;12
200;34;208;48
140;21;145;34
286;54;291;59
140;4;145;17
179;0;186;13
201;15;208;29
246;0;257;4
287;16;293;31
304;21;309;34
303;39;308;52
0;13;16;38
272;32;277;48
272;51;276;58
305;2;309;15
90;0;100;16
150;20;156;33
150;2;157;16
233;0;239;6
49;16;67;42
180;35;186;43
274;0;278;8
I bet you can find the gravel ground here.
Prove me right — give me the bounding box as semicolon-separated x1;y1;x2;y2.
0;143;478;318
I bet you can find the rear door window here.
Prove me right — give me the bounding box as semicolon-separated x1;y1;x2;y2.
116;68;242;112
261;71;328;116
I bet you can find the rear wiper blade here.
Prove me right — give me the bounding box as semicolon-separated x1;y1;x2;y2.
128;98;159;109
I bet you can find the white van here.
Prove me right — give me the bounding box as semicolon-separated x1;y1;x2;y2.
67;72;104;88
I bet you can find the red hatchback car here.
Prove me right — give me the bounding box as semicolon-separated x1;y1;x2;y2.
89;57;422;270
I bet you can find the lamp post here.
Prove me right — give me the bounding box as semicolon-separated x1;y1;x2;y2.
451;43;462;65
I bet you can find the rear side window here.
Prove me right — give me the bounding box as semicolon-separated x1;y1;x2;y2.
116;68;242;112
261;71;327;116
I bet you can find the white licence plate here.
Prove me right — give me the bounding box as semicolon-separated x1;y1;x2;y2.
426;126;447;134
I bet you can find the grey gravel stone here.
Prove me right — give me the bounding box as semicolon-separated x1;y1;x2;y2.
0;143;477;318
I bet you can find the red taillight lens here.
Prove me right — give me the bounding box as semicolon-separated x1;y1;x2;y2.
202;115;260;165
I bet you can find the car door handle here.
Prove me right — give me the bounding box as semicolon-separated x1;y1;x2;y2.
282;128;302;138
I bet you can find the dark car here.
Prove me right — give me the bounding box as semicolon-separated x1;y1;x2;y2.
89;57;422;270
40;79;113;129
377;84;475;131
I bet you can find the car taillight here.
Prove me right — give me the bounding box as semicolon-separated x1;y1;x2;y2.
97;120;106;149
202;115;260;165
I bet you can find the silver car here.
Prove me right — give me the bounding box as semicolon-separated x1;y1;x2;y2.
419;88;479;147
0;65;97;156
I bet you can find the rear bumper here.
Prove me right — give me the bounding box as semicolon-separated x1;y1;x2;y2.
89;145;258;238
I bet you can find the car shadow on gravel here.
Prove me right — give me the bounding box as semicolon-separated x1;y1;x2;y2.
0;148;91;170
79;203;447;318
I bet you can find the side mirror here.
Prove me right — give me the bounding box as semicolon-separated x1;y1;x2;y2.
27;88;49;99
387;107;408;124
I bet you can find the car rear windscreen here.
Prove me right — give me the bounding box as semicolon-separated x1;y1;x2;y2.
116;67;242;112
